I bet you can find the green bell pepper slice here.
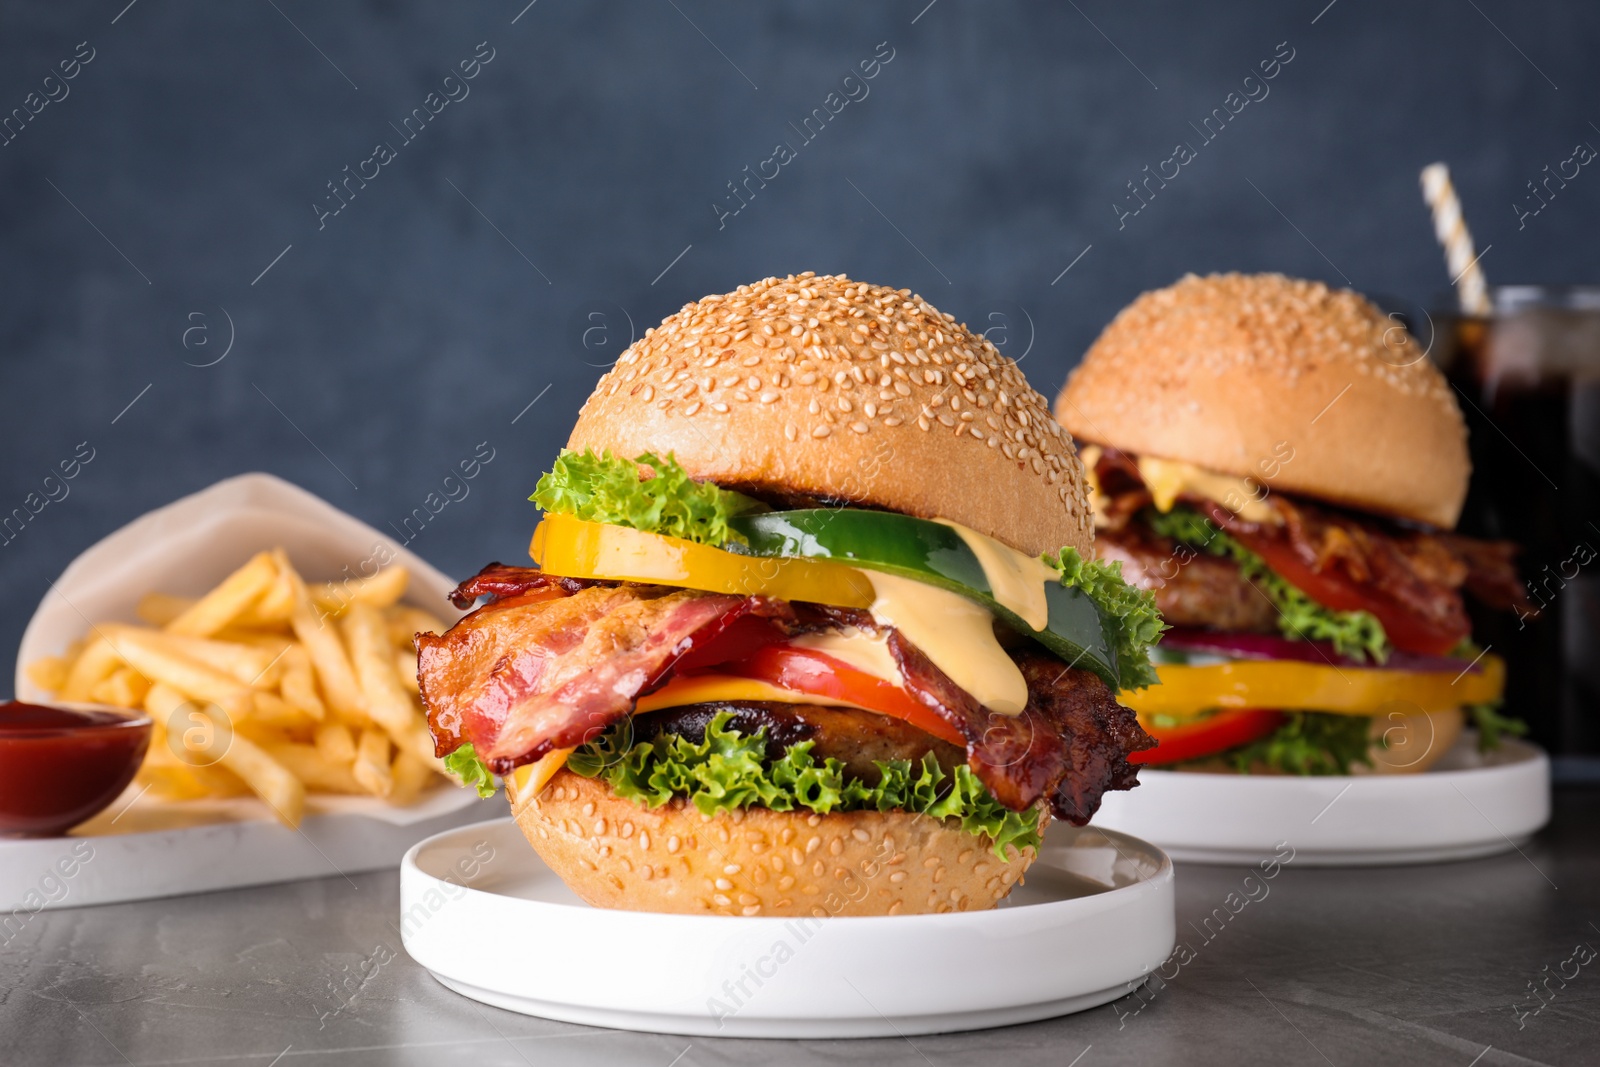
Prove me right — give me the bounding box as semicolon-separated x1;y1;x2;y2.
725;509;1122;689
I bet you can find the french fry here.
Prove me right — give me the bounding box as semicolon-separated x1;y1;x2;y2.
388;751;437;806
212;717;306;827
144;682;235;769
113;629;254;720
236;549;297;627
90;667;151;709
165;551;277;637
251;692;318;732
143;680;187;722
25;655;70;694
212;631;297;660
397;720;444;769
136;592;194;626
352;727;393;798
342;603;419;742
150;682;304;824
136;760;250;800
386;605;448;645
395;648;420;693
263;742;366;794
278;645;326;721
102;624;279;686
313;565;410;618
314;721;356;764
60;635;122;702
286;566;368;725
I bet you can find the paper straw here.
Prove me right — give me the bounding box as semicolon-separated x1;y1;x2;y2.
1420;162;1491;315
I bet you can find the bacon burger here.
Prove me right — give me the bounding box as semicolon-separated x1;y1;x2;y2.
418;273;1162;916
1056;273;1526;776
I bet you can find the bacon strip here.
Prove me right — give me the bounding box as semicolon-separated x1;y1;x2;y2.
887;634;1153;825
445;562;591;609
419;584;778;772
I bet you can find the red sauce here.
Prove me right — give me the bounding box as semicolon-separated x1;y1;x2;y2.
0;700;151;836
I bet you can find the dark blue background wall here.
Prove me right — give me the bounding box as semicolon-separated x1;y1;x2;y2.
2;1;1595;693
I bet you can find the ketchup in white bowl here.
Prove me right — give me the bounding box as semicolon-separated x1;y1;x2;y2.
0;700;150;836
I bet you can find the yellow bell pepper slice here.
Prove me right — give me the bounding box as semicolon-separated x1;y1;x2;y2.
529;513;875;608
1120;654;1505;718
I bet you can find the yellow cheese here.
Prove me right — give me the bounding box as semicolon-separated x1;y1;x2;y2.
508;746;575;811
634;673;864;713
935;518;1056;632
1135;456;1281;525
865;570;1028;716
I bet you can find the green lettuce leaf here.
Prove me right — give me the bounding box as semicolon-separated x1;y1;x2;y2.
443;743;498;798
1226;711;1376;776
531;449;763;547
1145;506;1390;662
568;712;1042;860
1467;700;1527;753
1046;546;1166;690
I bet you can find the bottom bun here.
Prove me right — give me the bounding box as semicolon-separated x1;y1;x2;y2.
508;769;1043;916
1355;707;1465;775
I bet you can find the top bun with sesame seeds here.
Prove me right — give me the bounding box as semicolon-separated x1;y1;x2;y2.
568;272;1094;558
1055;273;1470;529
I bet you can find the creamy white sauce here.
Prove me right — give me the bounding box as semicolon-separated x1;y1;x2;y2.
788;628;903;684
1136;456;1281;525
935;518;1056;632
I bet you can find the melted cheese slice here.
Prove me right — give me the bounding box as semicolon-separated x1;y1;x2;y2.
865;570;1028;716
1136;456;1281;525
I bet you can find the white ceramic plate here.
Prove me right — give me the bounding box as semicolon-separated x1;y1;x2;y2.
5;473;489;910
400;817;1176;1038
1091;735;1551;866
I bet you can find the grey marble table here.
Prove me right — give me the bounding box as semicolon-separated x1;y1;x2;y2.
4;789;1598;1067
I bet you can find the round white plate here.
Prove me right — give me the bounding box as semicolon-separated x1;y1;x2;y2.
1091;736;1551;866
400;817;1176;1038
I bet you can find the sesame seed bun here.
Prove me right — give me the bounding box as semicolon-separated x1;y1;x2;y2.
508;769;1042;916
569;272;1093;558
1056;273;1471;530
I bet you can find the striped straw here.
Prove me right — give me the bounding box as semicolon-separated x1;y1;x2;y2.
1419;162;1491;315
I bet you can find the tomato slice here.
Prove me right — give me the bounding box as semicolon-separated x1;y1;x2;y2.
714;644;968;748
1130;709;1286;766
1230;530;1468;657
